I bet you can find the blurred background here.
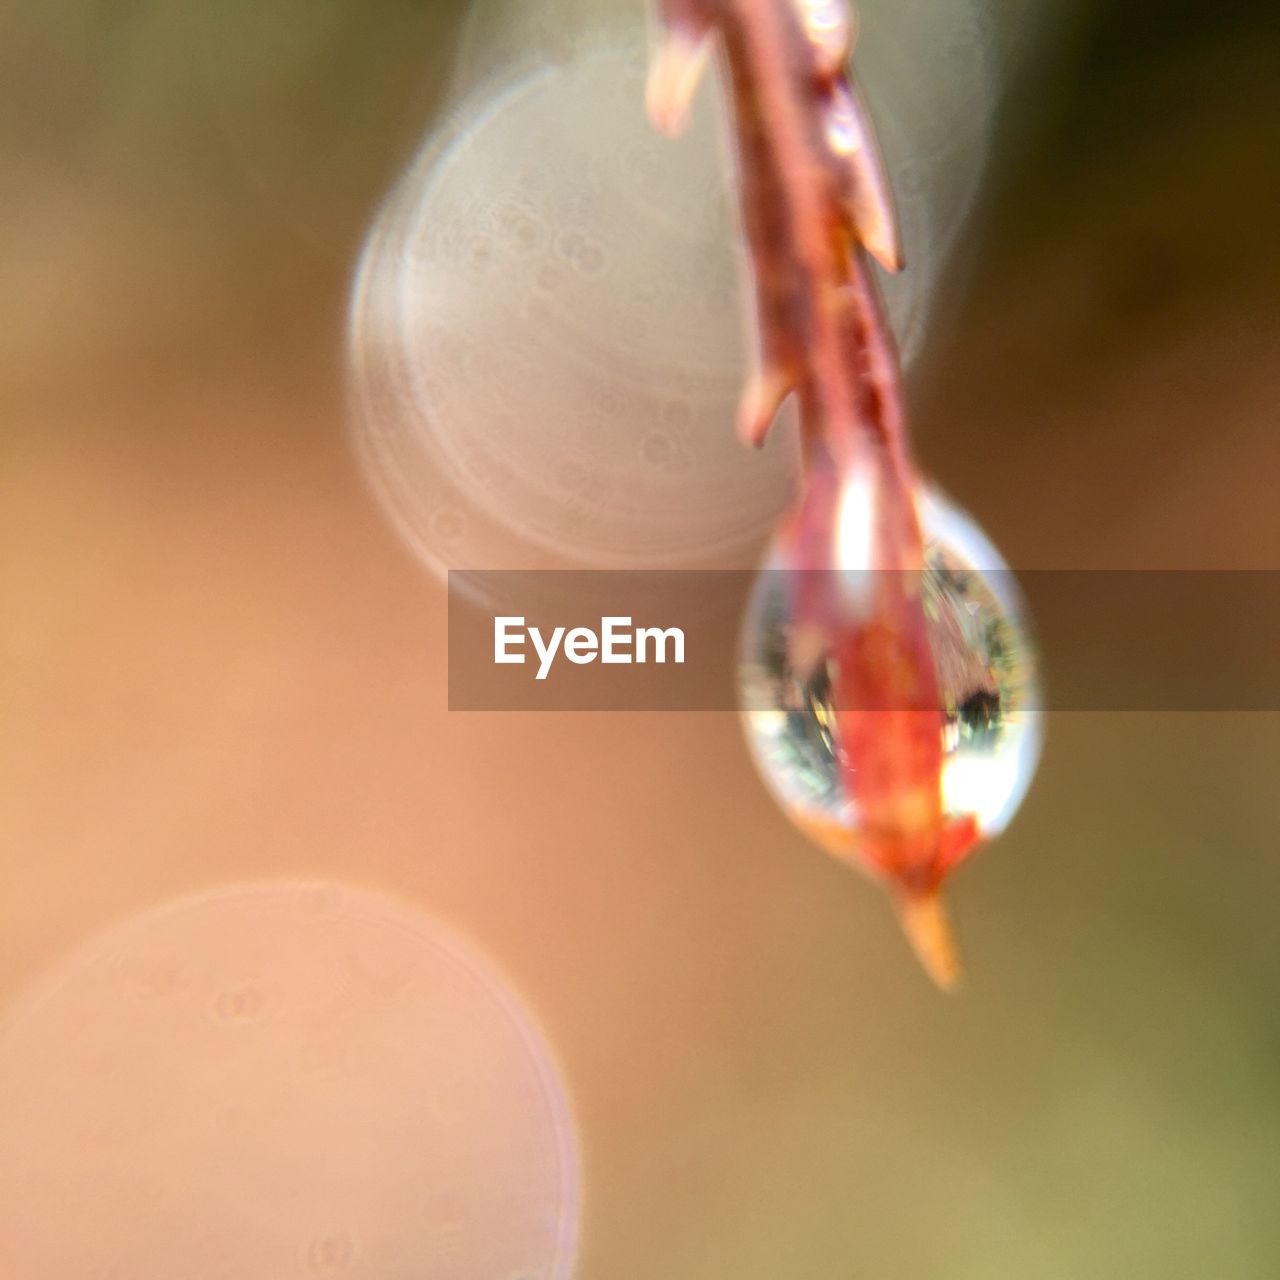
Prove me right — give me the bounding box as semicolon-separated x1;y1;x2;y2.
2;0;1278;1276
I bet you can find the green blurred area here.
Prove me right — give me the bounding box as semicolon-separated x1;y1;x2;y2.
2;2;1278;1278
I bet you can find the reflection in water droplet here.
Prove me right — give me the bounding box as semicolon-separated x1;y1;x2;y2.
0;882;579;1279
739;491;1042;852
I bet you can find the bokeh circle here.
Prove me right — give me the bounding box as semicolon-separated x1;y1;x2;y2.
349;3;998;585
0;882;579;1279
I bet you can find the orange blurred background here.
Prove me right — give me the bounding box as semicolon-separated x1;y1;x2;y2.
2;1;1278;1276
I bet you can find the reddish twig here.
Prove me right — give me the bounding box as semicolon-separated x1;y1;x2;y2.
649;0;979;986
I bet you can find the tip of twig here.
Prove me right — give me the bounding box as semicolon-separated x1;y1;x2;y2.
894;888;964;991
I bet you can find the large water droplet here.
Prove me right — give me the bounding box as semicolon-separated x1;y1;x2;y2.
738;489;1042;862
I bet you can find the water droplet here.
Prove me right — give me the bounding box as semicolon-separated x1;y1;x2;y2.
738;490;1042;853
